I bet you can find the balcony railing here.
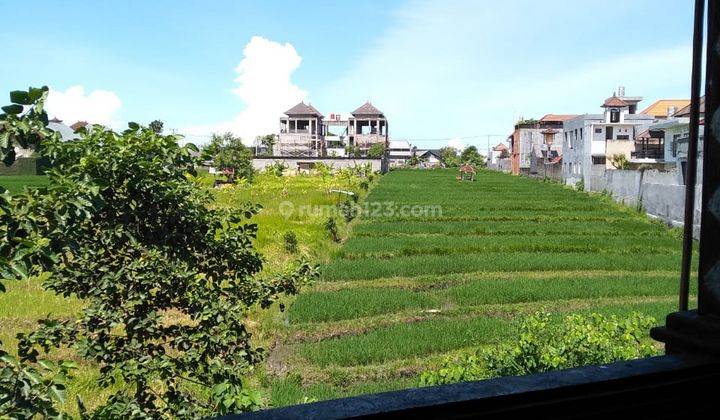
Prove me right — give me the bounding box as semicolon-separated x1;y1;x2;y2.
632;146;664;160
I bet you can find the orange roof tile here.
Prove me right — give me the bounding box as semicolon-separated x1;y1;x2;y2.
602;96;628;107
539;114;578;122
640;99;691;118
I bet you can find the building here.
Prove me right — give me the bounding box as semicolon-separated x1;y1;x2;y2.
387;139;413;167
509;114;575;175
561;91;654;189
277;101;388;157
640;99;691;120
416;149;444;167
278;102;325;157
489;143;509;165
649;97;705;182
348;102;389;155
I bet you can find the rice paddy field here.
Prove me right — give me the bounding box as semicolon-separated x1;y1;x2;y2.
268;168;696;406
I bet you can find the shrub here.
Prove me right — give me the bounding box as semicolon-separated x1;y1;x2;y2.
367;143;385;159
359;180;369;191
267;161;287;177
325;217;340;242
575;179;584;192
8;118;319;416
283;231;298;254
338;200;357;223
420;311;658;386
610;154;630;170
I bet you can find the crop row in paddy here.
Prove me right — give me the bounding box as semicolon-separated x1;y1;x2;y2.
288;272;688;324
338;234;680;258
352;219;673;237
321;252;681;281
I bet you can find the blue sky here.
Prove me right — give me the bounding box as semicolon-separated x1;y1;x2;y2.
1;0;695;153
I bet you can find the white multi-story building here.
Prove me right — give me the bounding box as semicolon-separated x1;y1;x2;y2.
562;91;654;189
648;97;705;183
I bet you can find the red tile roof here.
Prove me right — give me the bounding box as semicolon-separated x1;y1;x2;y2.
492;143;508;151
602;95;628;108
70;121;88;131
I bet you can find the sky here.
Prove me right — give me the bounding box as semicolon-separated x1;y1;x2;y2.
1;0;696;154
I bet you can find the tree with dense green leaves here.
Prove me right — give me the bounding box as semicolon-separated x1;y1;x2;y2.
367;143;385;159
344;144;361;158
2;87;319;417
1;87;77;419
257;134;276;156
203;132;254;181
460;146;486;168
439;146;460;167
149;119;164;134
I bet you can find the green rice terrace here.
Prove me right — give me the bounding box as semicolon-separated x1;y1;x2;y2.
268;168;695;406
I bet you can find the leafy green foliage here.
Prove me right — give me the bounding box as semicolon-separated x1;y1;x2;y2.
0;354;77;419
265;161;287;177
257;134;277;156
419;311;658;386
367;143;385;159
324;218;340;242
148;119;163;134
203;132;254;181
1;87;51;166
575;178;585;191
0;87;75;419
338;200;357;223
610;153;630;170
460;146;486;167
439;147;460;167
344;145;360;157
8;121;317;416
283;231;298;254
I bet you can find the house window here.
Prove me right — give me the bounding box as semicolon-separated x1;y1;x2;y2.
580;128;583;140
617;135;630;140
595;128;602;134
606;126;614;140
610;108;620;123
592;156;606;164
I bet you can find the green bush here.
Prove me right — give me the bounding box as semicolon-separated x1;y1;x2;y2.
325;217;340;242
419;311;658;386
283;231;298;253
575;178;584;192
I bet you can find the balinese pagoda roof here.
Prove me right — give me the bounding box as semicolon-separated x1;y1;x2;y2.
284;102;323;117
351;101;384;117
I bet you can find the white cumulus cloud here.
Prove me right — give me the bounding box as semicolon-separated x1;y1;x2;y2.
46;85;122;128
184;36;307;145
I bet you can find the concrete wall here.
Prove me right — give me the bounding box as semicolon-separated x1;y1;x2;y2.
488;158;511;173
252;157;382;172
588;167;702;237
